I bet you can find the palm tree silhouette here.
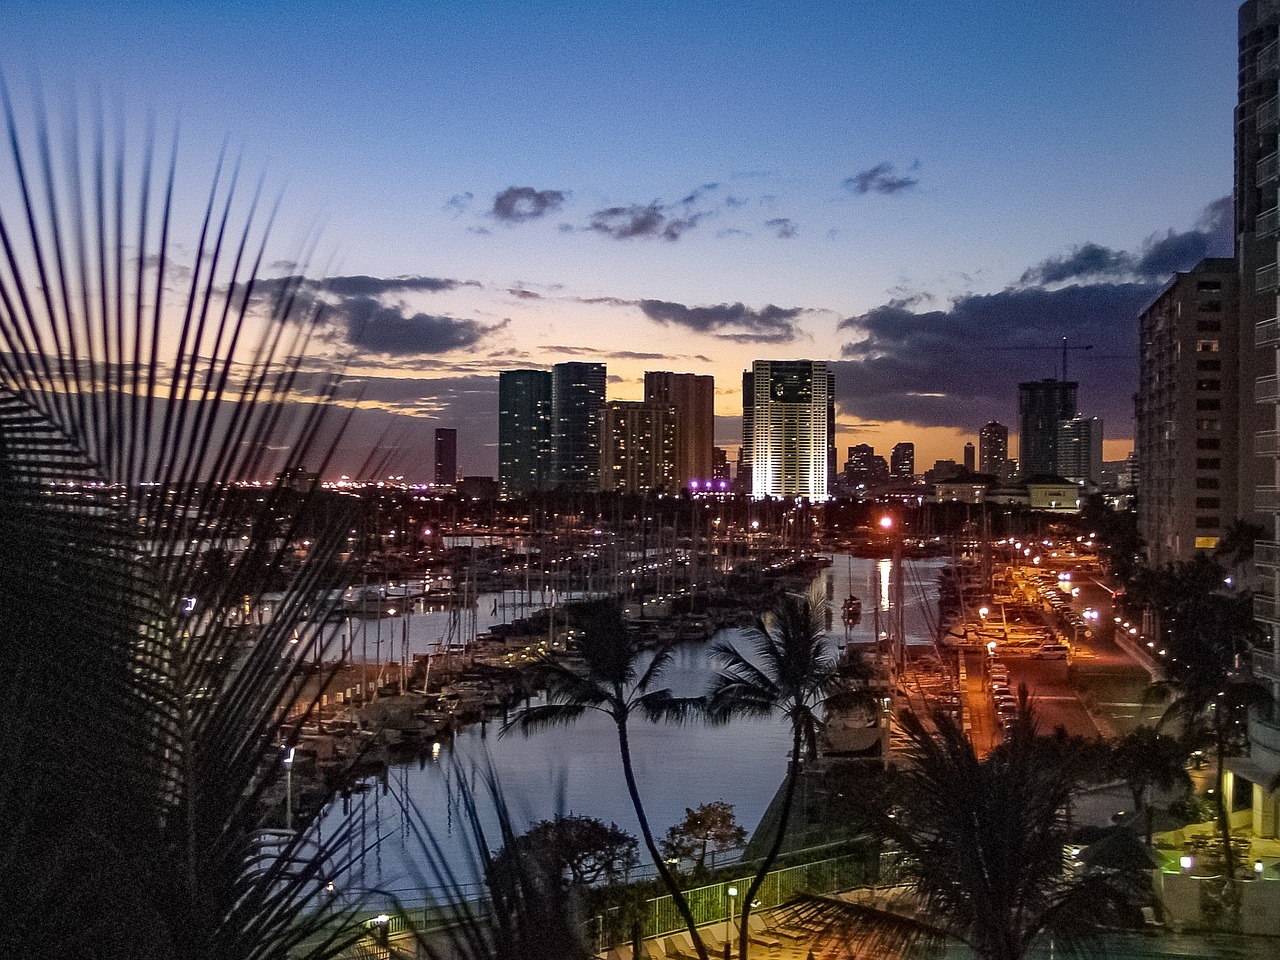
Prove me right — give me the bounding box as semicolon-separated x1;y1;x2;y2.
0;90;366;959
790;701;1139;960
706;583;873;960
502;599;709;959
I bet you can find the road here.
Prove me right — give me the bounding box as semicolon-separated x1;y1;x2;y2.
959;564;1157;754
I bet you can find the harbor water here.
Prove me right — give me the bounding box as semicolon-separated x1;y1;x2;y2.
315;555;946;902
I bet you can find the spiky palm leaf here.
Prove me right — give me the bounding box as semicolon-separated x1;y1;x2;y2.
706;582;873;960
0;89;366;959
787;703;1140;960
501;598;709;960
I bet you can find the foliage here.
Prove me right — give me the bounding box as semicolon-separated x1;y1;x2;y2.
788;700;1142;960
661;801;747;871
0;94;365;959
707;582;874;960
1079;494;1141;588
406;761;594;960
1108;726;1191;844
502;598;710;959
497;814;639;887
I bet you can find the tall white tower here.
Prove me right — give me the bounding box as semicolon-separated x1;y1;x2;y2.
749;360;830;500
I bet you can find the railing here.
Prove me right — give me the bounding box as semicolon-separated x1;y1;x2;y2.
1259;318;1280;346
604;851;879;948
1255;536;1280;564
1260;206;1279;237
1253;592;1280;622
1253;647;1280;683
1259;39;1279;76
1261;150;1280;186
1259;376;1280;402
1258;95;1279;130
1257;430;1280;456
1249;706;1280;755
1258;261;1278;292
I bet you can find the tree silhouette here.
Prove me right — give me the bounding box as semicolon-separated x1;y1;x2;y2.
707;583;874;960
502;599;709;959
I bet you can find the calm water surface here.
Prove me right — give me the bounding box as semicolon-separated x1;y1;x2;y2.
318;555;945;901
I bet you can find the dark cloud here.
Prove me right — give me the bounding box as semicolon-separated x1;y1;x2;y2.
833;283;1152;431
342;299;508;355
587;203;706;241
507;286;543;300
245;274;501;357
639;299;802;343
765;217;797;239
843;162;919;195
492;186;566;224
1019;195;1232;286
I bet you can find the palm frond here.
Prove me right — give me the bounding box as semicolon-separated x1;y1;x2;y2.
0;89;366;960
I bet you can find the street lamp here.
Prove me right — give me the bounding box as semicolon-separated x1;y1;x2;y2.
283;746;296;831
726;885;738;958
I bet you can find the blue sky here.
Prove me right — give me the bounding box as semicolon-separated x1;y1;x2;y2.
0;0;1244;477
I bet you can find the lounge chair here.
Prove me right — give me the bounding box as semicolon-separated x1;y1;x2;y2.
663;933;701;960
746;914;781;949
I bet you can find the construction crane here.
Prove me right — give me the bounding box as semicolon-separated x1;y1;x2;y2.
988;337;1094;380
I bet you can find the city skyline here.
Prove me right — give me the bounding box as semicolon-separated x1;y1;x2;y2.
0;0;1242;478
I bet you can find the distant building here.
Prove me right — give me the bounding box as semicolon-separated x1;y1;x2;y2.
600;401;678;493
935;474;996;504
924;459;963;484
551;362;607;491
644;371;715;489
890;442;915;478
963;442;975;473
1024;476;1081;514
457;476;499;501
739;370;755;495
1057;416;1103;486
747;360;831;499
712;446;731;482
1136;257;1239;564
498;369;552;496
1018;379;1077;477
434;428;457;486
844;444;875;485
979;421;1010;478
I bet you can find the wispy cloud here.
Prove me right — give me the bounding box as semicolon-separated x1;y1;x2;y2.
639;299;803;343
765;217;797;239
843;161;920;195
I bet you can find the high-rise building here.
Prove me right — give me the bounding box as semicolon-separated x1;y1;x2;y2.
890;442;915;478
600;401;678;493
1136;259;1239;564
1018;379;1078;477
643;371;715;489
740;370;754;495
979;421;1010;477
828;372;837;488
498;370;552;496
962;442;975;473
844;444;875;486
1237;0;1280;837
550;362;607;491
748;360;830;499
434;428;457;486
1056;416;1103;486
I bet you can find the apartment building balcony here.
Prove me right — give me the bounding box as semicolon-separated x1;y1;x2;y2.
1257;536;1280;568
1262;150;1280;187
1259;95;1279;131
1255;647;1280;683
1258;317;1280;346
1260;206;1279;238
1259;375;1280;402
1258;261;1279;293
1251;711;1280;757
1260;38;1280;77
1258;430;1280;456
1254;591;1280;624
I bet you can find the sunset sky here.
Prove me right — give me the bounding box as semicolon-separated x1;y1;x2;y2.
0;1;1243;479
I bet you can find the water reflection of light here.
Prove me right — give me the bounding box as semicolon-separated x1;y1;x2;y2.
878;558;892;612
